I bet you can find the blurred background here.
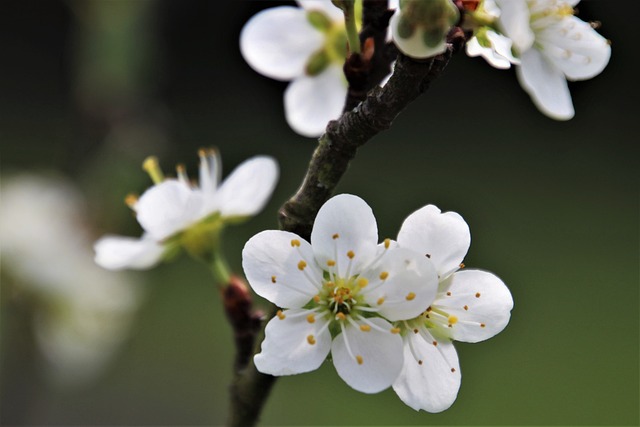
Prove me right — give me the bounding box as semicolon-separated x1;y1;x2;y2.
1;1;637;425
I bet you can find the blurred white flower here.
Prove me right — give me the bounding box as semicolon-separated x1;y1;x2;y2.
242;194;438;393
0;173;143;387
94;149;278;270
240;0;350;137
392;205;514;412
494;0;611;119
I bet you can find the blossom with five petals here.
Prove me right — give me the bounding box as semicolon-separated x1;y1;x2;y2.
94;149;278;270
493;0;611;119
392;205;514;412
242;194;439;393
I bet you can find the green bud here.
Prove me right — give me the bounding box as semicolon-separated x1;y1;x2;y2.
305;49;331;76
307;10;332;32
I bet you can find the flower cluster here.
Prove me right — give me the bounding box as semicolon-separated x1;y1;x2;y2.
242;194;513;411
95;149;278;270
465;0;611;119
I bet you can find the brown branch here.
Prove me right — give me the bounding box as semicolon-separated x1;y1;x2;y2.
280;47;454;241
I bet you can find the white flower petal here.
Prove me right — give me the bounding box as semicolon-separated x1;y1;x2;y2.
94;235;164;270
240;6;323;81
254;309;332;376
537;16;611;81
390;10;447;59
297;0;344;22
494;0;534;52
284;65;347;137
393;331;461;413
243;230;322;308
217;156;279;219
397;205;470;279
136;180;203;240
488;30;520;65
466;36;512;69
361;247;438;321
311;194;378;278
436;269;513;343
332;318;403;393
516;48;574;120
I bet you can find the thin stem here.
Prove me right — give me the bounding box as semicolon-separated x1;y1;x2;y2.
343;1;361;54
210;248;231;285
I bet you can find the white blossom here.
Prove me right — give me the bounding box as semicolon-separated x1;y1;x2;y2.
242;194;439;393
494;0;611;119
94;149;278;270
392;205;514;412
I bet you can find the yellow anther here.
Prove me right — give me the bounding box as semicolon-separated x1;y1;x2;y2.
307;335;316;345
413;328;419;334
336;312;346;320
432;341;438;346
451;368;456;373
276;310;286;320
463;305;469;311
390;327;401;334
448;316;458;324
379;271;389;280
298;260;307;271
360;324;371;332
459;262;465;269
405;292;416;301
357;278;368;288
313;295;321;303
324;281;334;288
142;156;164;184
290;239;301;247
271;276;277;283
197;148;207;158
384;238;391;249
347;250;355;259
480;323;486;328
124;193;138;208
356;355;363;365
446;291;452;296
475;292;481;298
418;360;423;365
332;233;340;239
307;314;316;324
327;260;336;267
377;297;385;305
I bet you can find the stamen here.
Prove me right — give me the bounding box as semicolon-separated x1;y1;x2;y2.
307;314;316;324
475;292;481;298
390;327;401;334
142;156;164;184
339;322;358;363
377;297;385;305
298;260;307;271
360;324;371;332
176;164;189;186
276;310;286;320
307;335;316;345
459;262;465;269
480;323;486;328
291;239;301;247
124;194;138;209
271;276;277;283
357;278;368;288
384;238;391;249
327;260;336;267
356;355;364;365
336;312;346;321
463;305;469;311
405;292;416;301
313;295;321;303
332;233;340;239
379;271;389;280
347;250;355;259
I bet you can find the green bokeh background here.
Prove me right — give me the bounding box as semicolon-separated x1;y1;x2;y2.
1;1;637;425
